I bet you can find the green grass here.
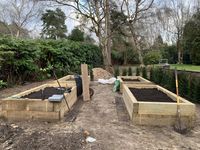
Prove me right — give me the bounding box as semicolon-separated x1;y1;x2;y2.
170;64;200;72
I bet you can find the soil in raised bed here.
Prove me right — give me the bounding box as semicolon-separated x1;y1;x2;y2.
129;88;175;102
122;78;140;82
22;87;68;100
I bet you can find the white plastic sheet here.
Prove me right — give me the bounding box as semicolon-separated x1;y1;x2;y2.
97;77;116;84
86;136;96;143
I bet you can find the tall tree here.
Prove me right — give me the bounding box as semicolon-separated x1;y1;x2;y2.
159;0;194;64
0;0;43;38
53;0;113;68
41;8;67;39
68;27;84;41
183;10;200;65
0;21;29;37
110;9;130;65
121;0;155;65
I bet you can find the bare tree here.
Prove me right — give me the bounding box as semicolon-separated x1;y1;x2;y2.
158;0;193;64
0;0;43;38
52;0;113;68
120;0;155;65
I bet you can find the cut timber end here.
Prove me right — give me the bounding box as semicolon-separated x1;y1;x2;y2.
81;64;90;101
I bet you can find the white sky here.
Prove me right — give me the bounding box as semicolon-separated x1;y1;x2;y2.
30;4;81;38
1;0;199;43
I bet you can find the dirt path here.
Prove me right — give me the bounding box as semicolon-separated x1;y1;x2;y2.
0;82;200;149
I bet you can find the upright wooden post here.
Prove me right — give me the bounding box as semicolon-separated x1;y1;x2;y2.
81;64;90;101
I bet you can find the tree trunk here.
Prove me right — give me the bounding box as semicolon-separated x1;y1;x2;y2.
128;24;144;65
16;30;20;38
177;30;183;64
123;50;127;65
100;41;111;66
104;0;112;67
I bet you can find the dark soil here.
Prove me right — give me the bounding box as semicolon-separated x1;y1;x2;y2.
22;87;67;100
122;78;140;82
129;88;175;102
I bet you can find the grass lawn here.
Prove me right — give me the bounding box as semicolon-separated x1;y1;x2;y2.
170;64;200;72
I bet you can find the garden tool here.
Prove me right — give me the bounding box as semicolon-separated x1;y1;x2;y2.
174;68;187;134
52;68;70;111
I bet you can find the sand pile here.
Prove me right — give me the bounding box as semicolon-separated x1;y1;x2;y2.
92;68;113;80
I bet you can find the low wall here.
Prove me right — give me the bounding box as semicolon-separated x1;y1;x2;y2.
0;82;77;121
122;84;196;126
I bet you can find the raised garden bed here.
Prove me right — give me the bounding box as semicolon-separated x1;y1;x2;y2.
21;87;71;100
0;82;77;121
123;84;196;126
57;75;76;87
129;88;175;102
118;76;153;93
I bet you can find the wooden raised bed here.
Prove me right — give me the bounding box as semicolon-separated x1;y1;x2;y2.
0;82;77;121
57;75;76;87
122;84;196;126
118;76;153;93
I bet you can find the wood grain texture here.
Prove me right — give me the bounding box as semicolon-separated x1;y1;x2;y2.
81;64;90;101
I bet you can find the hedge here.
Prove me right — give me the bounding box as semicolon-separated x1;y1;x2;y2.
0;36;103;86
149;67;200;103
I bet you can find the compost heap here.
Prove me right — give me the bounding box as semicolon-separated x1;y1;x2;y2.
92;68;113;80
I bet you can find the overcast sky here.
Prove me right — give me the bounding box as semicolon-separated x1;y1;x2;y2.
1;0;199;43
30;3;81;38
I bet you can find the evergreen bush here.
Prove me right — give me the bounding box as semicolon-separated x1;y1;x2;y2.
0;36;103;84
136;67;140;76
142;67;147;79
149;67;154;81
148;67;200;103
114;66;120;77
128;67;132;76
178;72;189;98
122;68;127;76
193;77;200;102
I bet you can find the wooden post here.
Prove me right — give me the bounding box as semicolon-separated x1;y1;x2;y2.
81;64;90;101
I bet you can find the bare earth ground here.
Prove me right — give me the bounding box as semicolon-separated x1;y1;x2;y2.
0;81;200;150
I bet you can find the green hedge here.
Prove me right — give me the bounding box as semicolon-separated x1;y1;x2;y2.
114;66;120;77
122;68;127;76
0;37;103;85
149;67;200;103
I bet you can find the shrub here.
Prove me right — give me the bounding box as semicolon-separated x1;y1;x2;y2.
111;50;123;65
149;67;200;103
127;48;140;64
90;69;94;81
152;67;163;84
136;67;140;76
0;37;103;84
161;45;177;64
149;67;154;81
0;80;7;89
189;76;196;100
122;68;127;76
114;66;120;77
143;50;161;65
193;78;200;102
189;77;200;102
178;73;189;98
142;67;147;79
163;69;175;93
128;67;132;76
